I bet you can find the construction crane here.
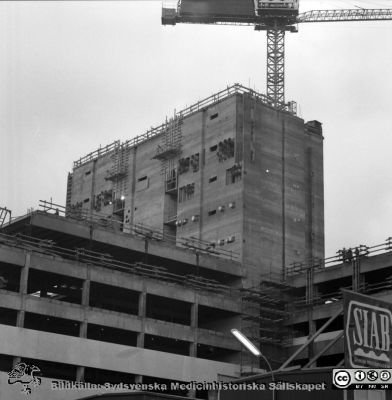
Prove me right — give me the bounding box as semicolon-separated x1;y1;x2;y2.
162;0;392;111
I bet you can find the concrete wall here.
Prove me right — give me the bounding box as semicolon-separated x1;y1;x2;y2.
304;122;324;266
68;89;324;283
242;96;324;284
131;136;165;230
0;325;240;392
176;95;243;256
70;152;116;217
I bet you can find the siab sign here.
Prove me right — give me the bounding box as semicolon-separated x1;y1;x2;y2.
344;290;392;368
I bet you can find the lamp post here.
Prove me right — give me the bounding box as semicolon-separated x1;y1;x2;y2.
231;329;275;400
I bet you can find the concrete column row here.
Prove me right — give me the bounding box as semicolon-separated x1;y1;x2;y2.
10;251;235;385
77;267;91;381
13;253;30;367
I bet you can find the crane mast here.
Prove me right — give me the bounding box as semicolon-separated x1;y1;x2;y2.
266;26;286;107
254;0;300;109
162;1;392;112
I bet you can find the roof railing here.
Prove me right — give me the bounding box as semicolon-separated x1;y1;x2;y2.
73;84;293;169
283;238;392;279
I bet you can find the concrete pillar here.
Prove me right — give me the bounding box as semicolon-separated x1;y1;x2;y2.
307;312;316;366
305;268;315;363
352;258;361;292
189;296;198;357
13;253;31;368
76;366;85;382
188;299;201;398
137;332;145;348
138;290;146;317
76;267;90;382
137;286;147;348
12;357;22;368
16;311;25;328
79;321;88;339
80;267;90;338
16;253;31;328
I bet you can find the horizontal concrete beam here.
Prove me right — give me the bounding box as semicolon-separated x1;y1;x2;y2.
0;244;25;266
0;324;240;381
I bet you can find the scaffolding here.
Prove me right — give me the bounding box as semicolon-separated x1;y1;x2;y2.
105;143;129;182
0;207;11;227
236;276;298;372
104;143;130;218
154;117;182;161
241;280;292;347
65;173;73;212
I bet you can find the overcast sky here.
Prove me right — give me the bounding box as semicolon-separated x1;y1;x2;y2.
1;0;392;258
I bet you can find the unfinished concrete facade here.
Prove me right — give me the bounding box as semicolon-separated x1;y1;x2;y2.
67;85;324;286
0;211;247;399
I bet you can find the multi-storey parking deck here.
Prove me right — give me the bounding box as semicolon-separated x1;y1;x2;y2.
0;210;249;399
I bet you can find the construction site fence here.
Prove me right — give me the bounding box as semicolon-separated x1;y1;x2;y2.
283;238;392;278
0;230;241;299
38;200;239;260
73;83;293;169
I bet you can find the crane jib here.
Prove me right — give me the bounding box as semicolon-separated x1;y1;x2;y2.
297;9;392;24
162;3;392;111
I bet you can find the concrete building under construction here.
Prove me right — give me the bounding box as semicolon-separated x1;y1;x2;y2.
2;85;391;400
66;84;324;286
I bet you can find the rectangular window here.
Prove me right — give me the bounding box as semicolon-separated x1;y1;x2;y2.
208;210;216;216
85;171;91;176
210;145;217;152
226;165;242;185
190;153;200;173
178;157;190;174
83;198;90;203
217;138;235;162
250;149;255;162
209;176;217;183
178;183;195;203
136;176;149;192
210;113;218;120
